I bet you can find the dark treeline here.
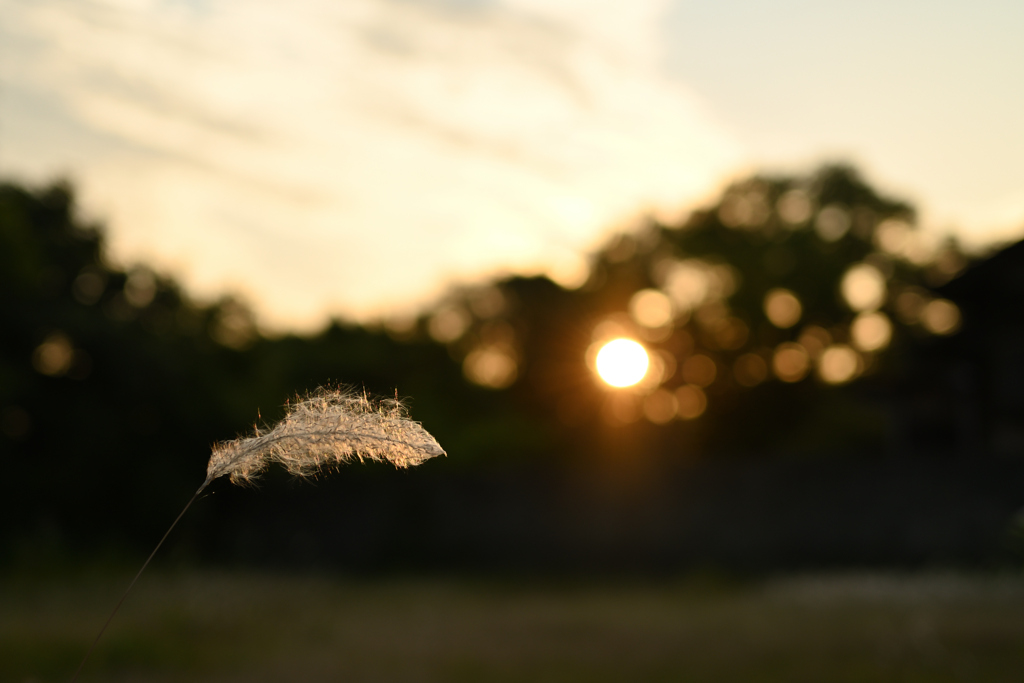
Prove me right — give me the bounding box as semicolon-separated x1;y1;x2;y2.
3;167;1023;573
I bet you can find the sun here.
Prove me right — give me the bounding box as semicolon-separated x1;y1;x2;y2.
595;338;649;388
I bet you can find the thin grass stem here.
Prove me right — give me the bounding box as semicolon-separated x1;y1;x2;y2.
69;483;207;683
69;387;443;681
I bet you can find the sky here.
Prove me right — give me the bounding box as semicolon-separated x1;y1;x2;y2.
1;0;1022;332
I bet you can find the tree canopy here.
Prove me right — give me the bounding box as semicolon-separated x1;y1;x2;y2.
0;166;978;566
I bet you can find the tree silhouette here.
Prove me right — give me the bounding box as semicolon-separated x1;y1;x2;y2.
0;166;979;568
418;165;970;457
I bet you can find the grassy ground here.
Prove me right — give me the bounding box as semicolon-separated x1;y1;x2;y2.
4;570;1024;682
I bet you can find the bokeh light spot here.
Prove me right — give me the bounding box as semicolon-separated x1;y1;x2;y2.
124;269;156;308
463;346;518;389
654;350;678;384
718;190;769;228
851;311;892;352
681;354;717;388
595;338;649;388
797;325;832;359
764;288;802;328
815;204;852;242
637;350;669;390
733;353;768;387
428;305;471;343
818;344;861;385
895;288;928;324
545;249;591;290
714;316;749;350
931;249;967;282
643;389;678;424
662;260;710;312
920;299;961;335
210;301;257;350
675;384;707;420
467;286;507;319
32;332;73;377
629;288;674;328
777;188;813;226
841;263;887;312
874;218;912;256
773;342;810;382
72;268;106;305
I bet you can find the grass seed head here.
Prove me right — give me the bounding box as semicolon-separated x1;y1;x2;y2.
204;387;445;488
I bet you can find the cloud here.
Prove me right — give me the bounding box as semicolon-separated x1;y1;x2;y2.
0;0;740;330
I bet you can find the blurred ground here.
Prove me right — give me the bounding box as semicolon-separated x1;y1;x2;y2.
5;570;1024;682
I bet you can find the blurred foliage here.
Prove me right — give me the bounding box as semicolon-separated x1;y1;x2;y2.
0;167;979;565
0;180;513;563
421;165;971;460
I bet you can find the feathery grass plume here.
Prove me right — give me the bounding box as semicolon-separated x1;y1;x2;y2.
204;388;445;488
71;387;444;682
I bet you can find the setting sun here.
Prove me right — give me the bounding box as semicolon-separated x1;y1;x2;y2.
595;338;650;388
